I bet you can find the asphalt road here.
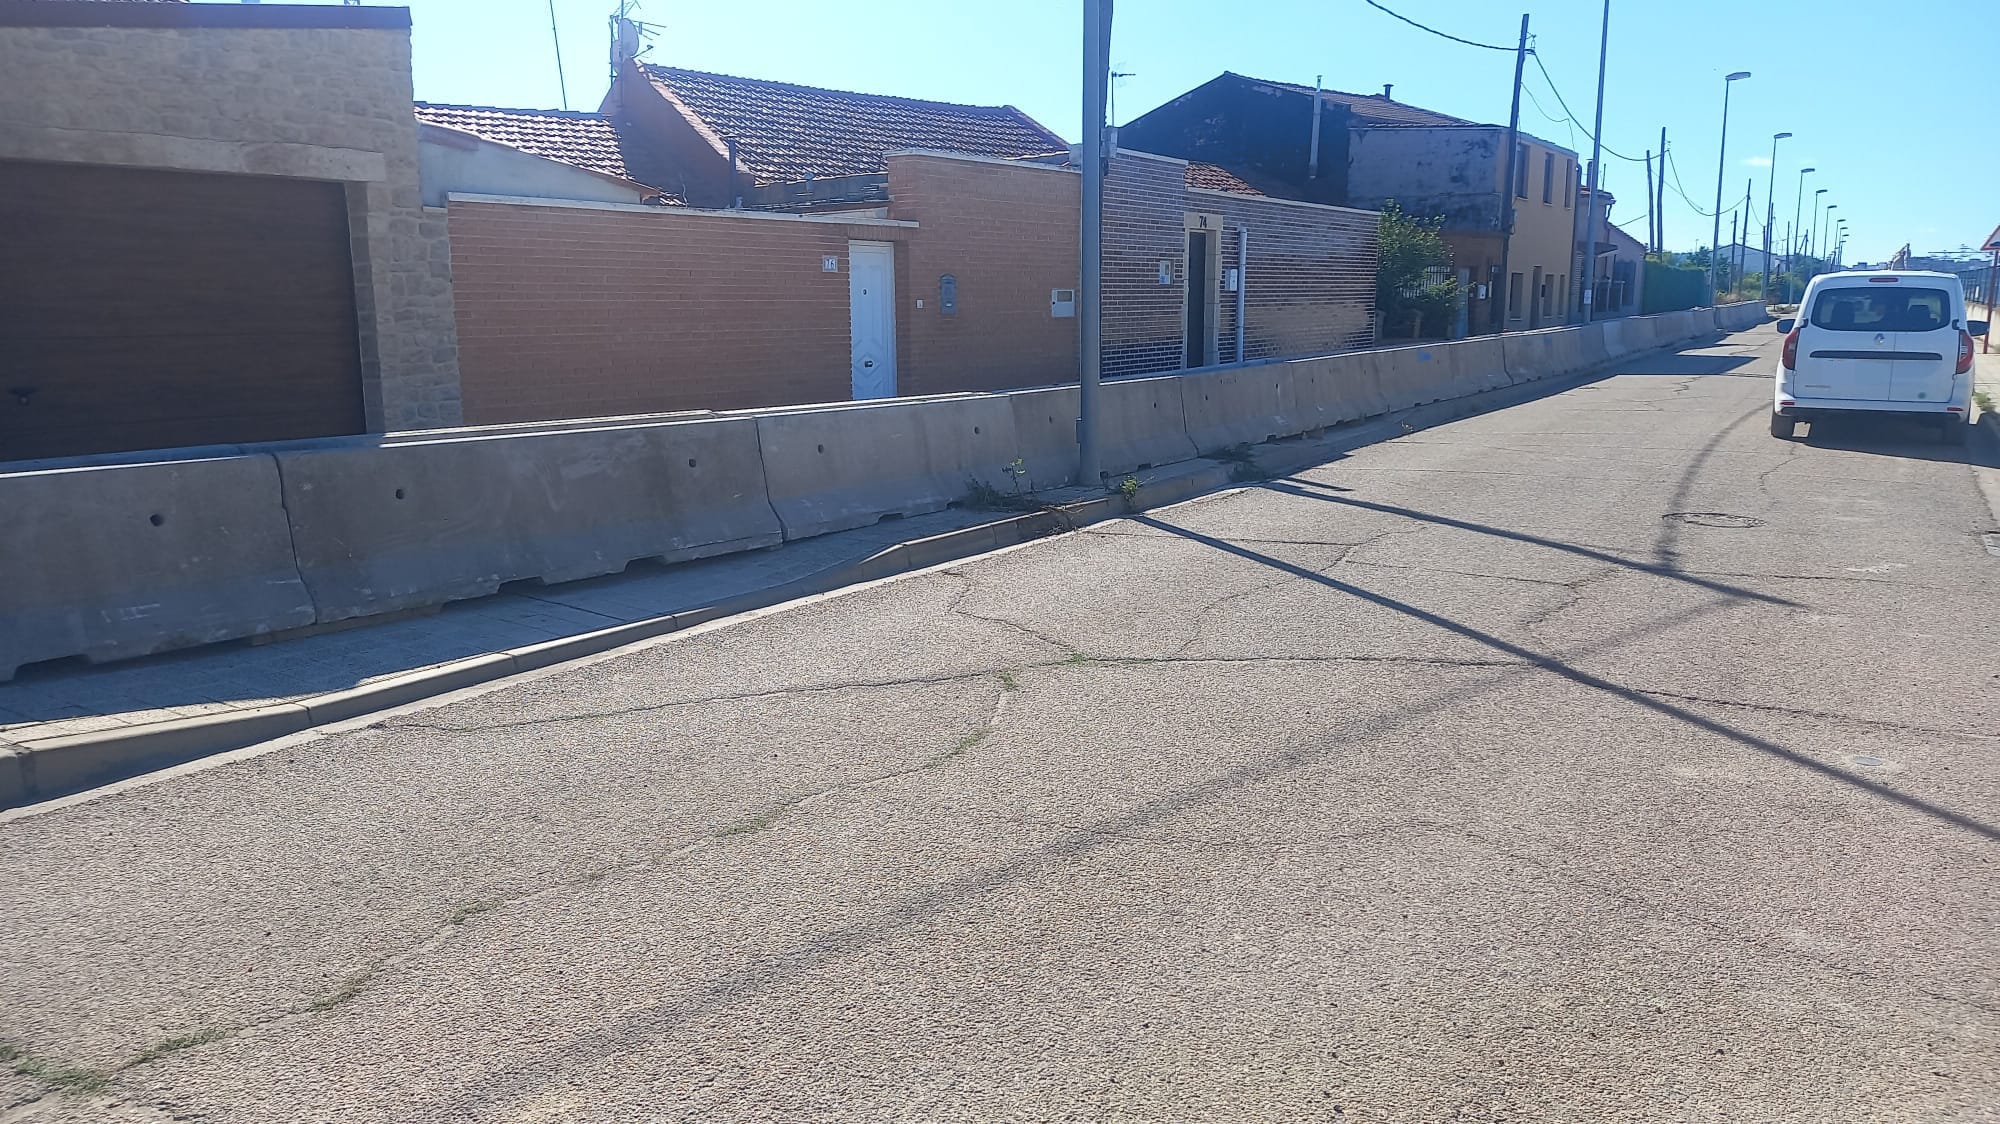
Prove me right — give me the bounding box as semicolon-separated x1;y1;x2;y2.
3;326;1998;1123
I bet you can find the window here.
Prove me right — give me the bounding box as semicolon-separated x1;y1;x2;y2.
1541;276;1553;318
1809;287;1950;332
1557;275;1569;319
1542;153;1554;204
1564;160;1573;208
1508;271;1524;316
1515;145;1529;197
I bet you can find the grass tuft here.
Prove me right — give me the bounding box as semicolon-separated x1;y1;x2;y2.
133;1027;230;1066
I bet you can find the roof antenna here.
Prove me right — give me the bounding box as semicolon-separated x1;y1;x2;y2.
548;0;569;110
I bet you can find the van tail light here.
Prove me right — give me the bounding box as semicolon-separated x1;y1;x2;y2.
1958;330;1975;374
1783;327;1802;370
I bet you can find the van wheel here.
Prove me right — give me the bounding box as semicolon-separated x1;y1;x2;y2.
1770;412;1798;440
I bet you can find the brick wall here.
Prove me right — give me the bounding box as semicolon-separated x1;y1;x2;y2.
1102;153;1192;377
449;199;909;422
1104;150;1380;376
1208;191;1378;360
0;14;463;431
887;153;1080;395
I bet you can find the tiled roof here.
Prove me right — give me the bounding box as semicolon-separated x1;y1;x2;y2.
640;64;1067;184
414;103;647;184
1240;73;1478;128
1185;162;1262;195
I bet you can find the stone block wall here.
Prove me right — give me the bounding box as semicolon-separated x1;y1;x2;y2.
0;5;462;430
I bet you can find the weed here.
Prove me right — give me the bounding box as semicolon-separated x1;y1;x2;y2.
962;459;1041;512
1975;390;1994;416
447;900;497;925
305;971;371;1013
719;809;783;837
997;669;1020;692
13;1056;112;1096
132;1027;230;1066
1062;652;1095;665
0;1043;19;1064
927;730;988;769
1118;475;1141;501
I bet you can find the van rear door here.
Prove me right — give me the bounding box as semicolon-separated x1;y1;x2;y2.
1796;283;1899;400
1883;286;1959;404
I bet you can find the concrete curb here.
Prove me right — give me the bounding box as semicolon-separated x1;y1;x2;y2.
0;335;1716;811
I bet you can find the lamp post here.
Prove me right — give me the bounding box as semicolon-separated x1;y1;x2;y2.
1761;132;1790;300
1824;204;1838;270
1789;166;1814;294
1710;70;1751;303
1077;0;1110;485
1808;187;1828;268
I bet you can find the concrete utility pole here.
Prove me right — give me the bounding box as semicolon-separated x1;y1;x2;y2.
1077;0;1111;486
1656;126;1667;253
1710;71;1749;303
1644;150;1656;254
1578;0;1611;323
1494;13;1530;334
1761;132;1790;300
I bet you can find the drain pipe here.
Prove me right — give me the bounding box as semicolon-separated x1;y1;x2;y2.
1234;226;1249;362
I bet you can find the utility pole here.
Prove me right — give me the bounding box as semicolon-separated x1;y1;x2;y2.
1643;151;1656;255
1710;71;1750;303
1494;13;1530;334
1740;179;1751;293
1727;209;1738;298
1657;127;1667;253
1078;0;1110;486
1577;0;1611;323
1761;132;1790;300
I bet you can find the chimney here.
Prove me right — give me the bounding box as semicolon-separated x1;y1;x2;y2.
1382;83;1394;100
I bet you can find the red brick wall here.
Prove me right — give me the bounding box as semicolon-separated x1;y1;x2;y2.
887;153;1080;395
449;199;905;423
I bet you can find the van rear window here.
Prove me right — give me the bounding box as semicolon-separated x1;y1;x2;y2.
1809;288;1951;332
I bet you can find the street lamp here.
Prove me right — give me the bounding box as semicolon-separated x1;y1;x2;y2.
1762;132;1790;299
1790;166;1814;259
1809;187;1828;267
1710;70;1751;302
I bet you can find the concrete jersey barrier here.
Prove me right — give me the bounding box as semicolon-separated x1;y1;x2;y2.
0;456;316;679
280;417;783;623
4;307;1763;680
756;394;1023;540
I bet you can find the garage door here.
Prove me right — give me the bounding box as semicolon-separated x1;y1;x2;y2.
0;160;366;462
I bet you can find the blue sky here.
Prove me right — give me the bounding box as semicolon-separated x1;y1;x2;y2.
388;0;1996;264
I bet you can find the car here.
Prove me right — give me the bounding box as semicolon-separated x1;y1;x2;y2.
1770;270;1988;443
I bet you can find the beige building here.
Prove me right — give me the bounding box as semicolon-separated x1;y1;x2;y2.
1346;124;1579;333
0;0;461;462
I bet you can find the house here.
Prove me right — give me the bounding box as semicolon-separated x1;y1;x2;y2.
1123;73;1582;333
0;0;462;463
414;104;673;206
600;45;1067;210
1574;188;1646;318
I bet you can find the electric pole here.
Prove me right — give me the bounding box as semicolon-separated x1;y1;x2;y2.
1494;13;1529;334
1577;0;1610;322
1078;0;1111;485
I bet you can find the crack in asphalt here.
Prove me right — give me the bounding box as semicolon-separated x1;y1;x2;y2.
1628;688;2000;743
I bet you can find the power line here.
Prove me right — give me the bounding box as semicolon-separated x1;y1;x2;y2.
1520;83;1576;146
1526;48;1645;163
1360;0;1515;51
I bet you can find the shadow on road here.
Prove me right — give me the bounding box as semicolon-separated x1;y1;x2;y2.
1134;514;1998;845
1266;477;1799;608
1791;413;1986;466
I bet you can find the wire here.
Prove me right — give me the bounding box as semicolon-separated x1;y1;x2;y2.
1360;0;1515;51
1520;83;1576;146
1662;147;1749;222
1525;49;1646;163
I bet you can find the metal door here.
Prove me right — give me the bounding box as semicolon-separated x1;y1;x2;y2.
848;241;897;400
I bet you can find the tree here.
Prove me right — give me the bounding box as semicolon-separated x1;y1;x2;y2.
1376;201;1461;339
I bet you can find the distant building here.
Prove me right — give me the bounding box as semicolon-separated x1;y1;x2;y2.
1122;72;1581;332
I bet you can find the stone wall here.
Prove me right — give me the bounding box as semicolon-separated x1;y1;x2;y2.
0;5;462;430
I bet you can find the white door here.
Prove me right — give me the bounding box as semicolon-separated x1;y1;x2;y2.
848;241;897;400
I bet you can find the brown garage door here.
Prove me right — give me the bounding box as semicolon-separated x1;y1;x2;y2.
0;160;366;462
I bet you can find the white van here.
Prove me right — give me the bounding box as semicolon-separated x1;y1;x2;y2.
1771;270;1988;443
